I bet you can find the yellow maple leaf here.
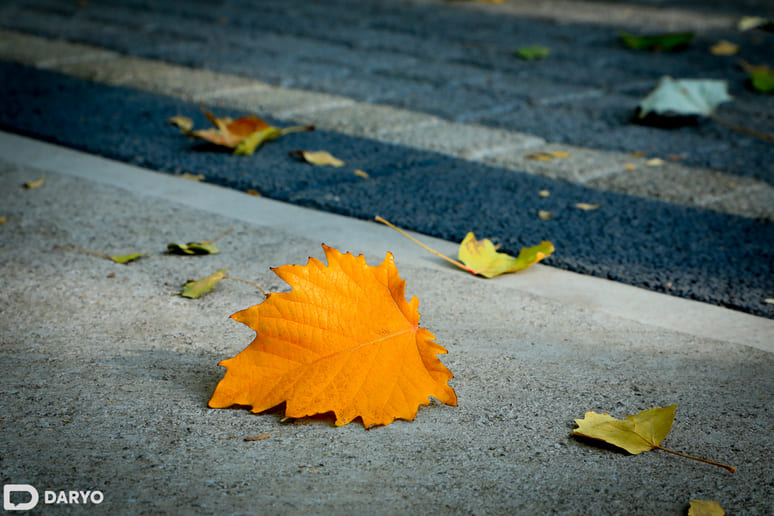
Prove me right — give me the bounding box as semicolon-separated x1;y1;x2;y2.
573;406;736;472
208;245;457;428
458;233;554;278
573;405;677;454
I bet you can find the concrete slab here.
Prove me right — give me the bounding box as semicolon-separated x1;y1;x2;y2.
1;132;772;514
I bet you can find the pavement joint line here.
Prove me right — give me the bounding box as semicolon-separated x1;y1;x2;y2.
35;51;121;69
194;83;277;101
272;98;360;120
417;0;739;31
0;29;772;221
454;101;525;123
535;89;607;107
695;185;756;207
463;139;547;161
2;129;772;354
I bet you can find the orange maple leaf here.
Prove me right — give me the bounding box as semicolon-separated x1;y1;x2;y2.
193;110;270;148
209;245;457;428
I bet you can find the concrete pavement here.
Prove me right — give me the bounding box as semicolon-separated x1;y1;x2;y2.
1;133;772;514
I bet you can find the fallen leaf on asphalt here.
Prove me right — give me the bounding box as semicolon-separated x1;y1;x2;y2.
645;158;666;166
181;269;228;299
738;16;774;32
740;61;774;93
538;210;554;221
24;177;45;189
244;433;271;442
168;227;234;255
247;189;261;196
538;190;550;197
574;203;600;210
0;216;6;225
515;45;550;61
764;298;774;304
573;406;736;472
709;40;739;56
354;169;370;179
637;76;732;118
173;108;314;155
624;163;637;171
167;115;193;132
208;244;457;428
375;216;553;278
526;151;570;161
289;150;346;167
619;31;693;51
630;151;646;157
688;500;725;516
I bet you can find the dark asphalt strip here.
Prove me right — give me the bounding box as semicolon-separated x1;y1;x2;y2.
1;62;772;318
2;0;773;184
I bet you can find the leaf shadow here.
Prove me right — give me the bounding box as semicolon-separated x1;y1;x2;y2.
632;111;700;129
570;434;632;456
188;142;237;154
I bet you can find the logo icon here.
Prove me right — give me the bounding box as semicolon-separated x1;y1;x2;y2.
3;484;39;511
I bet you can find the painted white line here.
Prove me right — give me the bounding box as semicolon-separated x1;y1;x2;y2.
1;130;771;353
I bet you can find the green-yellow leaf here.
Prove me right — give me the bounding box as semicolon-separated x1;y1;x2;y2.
234;126;284;155
181;269;228;299
168;228;233;255
109;252;144;264
573;406;736;472
619;31;693;51
167;115;194;133
515;45;550;61
741;62;774;93
167;242;219;255
24;177;45;189
688;500;725;516
458;233;554;278
573;405;677;454
290;150;346;167
575;203;601;211
738;16;774;31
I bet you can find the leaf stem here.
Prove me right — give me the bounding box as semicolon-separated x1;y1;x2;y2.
709;113;773;142
279;124;315;135
54;244;110;260
653;445;736;473
223;275;269;298
201;226;236;245
374;216;473;273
